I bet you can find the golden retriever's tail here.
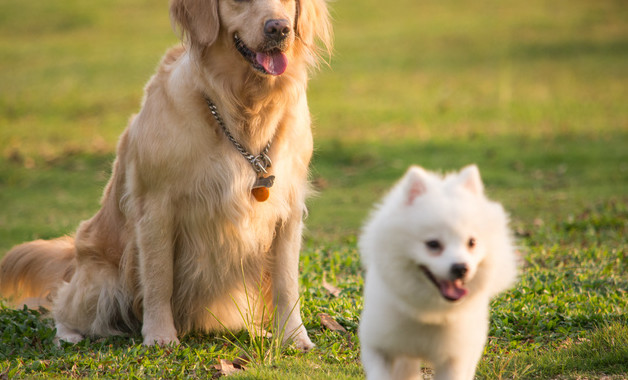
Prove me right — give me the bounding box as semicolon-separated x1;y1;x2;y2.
0;237;76;309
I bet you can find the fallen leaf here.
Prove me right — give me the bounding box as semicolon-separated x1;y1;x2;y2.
318;313;347;333
232;355;248;370
322;278;341;297
212;359;243;378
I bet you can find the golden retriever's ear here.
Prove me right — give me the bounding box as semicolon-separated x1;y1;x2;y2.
170;0;219;48
296;0;333;61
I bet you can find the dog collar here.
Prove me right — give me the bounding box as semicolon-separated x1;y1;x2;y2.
204;96;275;202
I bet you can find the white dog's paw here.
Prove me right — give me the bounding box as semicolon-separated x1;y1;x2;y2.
55;323;84;345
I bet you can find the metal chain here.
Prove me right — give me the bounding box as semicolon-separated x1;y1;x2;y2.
204;97;272;174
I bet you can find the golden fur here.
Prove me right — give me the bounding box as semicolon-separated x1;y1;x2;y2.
0;0;331;348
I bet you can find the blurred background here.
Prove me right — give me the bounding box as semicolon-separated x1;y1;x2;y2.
0;0;627;247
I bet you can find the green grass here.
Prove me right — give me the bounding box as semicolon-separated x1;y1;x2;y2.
1;0;627;378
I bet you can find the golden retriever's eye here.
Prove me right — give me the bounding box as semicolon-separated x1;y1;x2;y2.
425;240;443;251
468;237;476;249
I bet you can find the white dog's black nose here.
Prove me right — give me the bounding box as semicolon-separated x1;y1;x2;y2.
450;263;469;279
264;19;291;42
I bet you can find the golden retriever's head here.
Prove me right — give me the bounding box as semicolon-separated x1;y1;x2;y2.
170;0;332;76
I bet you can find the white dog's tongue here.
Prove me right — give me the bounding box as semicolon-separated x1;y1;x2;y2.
256;51;288;76
440;279;468;301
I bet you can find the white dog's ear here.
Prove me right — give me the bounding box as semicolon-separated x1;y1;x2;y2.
458;164;484;195
403;166;429;205
170;0;219;49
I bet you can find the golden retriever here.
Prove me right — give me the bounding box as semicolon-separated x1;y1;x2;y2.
0;0;331;348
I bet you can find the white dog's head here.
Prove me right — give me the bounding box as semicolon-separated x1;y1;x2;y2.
360;165;518;307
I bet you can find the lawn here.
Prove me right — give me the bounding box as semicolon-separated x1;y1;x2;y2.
1;0;627;378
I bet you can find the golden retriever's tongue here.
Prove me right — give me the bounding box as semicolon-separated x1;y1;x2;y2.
256;51;288;76
440;279;468;301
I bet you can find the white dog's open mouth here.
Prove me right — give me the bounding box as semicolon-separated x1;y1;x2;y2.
234;34;288;76
419;265;468;302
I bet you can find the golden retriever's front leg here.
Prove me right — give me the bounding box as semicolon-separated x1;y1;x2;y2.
136;194;179;346
272;212;314;351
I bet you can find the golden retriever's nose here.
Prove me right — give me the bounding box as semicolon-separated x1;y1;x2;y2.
264;19;291;42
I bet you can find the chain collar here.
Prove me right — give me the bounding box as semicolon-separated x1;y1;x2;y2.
204;96;272;174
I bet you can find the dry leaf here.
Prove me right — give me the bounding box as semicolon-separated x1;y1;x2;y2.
322;278;341;297
318;313;347;333
231;355;249;370
212;359;243;378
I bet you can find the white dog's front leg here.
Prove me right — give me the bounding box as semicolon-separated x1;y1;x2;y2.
392;357;423;380
271;214;313;350
436;313;487;380
136;194;179;346
362;345;394;380
433;357;470;380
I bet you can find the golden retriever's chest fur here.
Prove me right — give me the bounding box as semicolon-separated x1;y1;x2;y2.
113;48;311;312
167;152;296;267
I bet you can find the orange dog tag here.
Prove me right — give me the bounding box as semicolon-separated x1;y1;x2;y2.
252;175;275;202
252;187;270;202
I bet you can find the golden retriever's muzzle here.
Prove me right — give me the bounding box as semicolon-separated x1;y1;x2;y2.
264;19;291;43
234;18;292;76
258;18;292;54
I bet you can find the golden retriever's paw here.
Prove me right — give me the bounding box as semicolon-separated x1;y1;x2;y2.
294;334;315;351
54;322;84;345
142;318;179;346
142;333;180;346
289;325;315;351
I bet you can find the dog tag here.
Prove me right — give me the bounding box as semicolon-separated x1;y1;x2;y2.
252;175;275;202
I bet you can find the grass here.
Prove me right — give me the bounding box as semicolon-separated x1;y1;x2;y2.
206;264;302;368
1;0;627;378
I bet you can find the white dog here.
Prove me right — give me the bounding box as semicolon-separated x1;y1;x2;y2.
359;165;518;380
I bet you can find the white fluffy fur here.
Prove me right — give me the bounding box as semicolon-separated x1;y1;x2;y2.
359;165;518;380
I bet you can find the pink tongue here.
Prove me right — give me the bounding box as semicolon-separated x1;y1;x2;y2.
439;279;468;301
255;51;288;76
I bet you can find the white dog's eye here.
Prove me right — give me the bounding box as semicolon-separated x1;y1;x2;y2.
468;237;476;249
425;240;443;251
